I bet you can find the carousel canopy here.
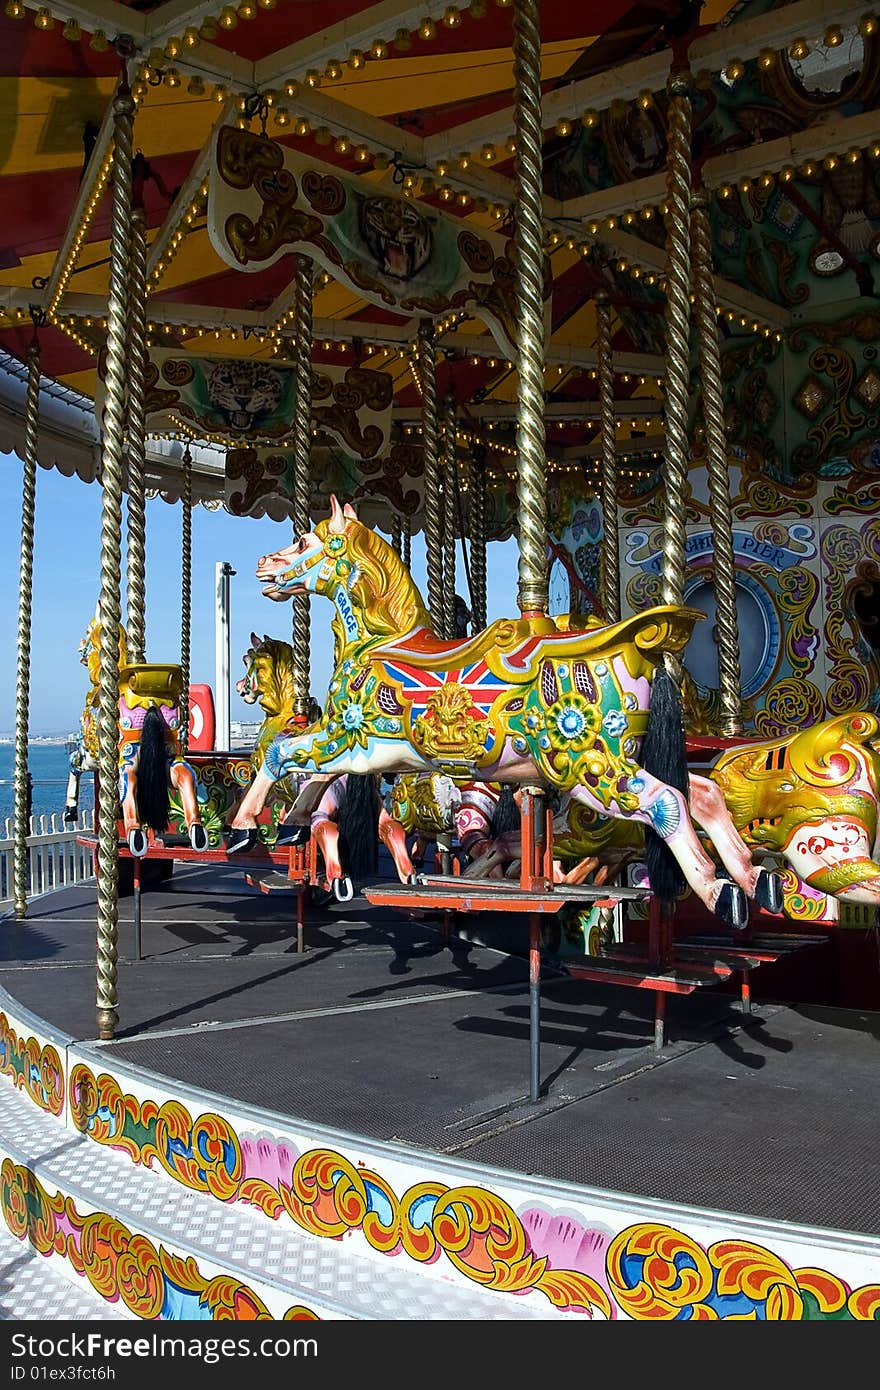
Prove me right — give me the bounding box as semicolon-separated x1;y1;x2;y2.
0;0;878;533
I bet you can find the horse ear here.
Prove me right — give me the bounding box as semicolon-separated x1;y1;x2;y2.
343;501;358;520
328;494;346;533
250;631;261;647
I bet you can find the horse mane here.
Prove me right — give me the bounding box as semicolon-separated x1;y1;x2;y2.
250;637;296;717
316;516;431;639
84;618;131;689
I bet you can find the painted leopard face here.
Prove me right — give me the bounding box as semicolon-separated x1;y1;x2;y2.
207;360;284;431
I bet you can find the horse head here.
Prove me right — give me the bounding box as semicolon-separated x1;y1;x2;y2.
255;495;430;642
236;632;295;716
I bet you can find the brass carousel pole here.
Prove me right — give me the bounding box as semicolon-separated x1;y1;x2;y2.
691;190;742;734
419;319;443;630
291;255;313;719
469;444;487;631
442;396;457;638
659;56;695;677
512;0;549;1105
125;186;148;662
512;0;549;620
402;513;412;572
12;325;41;919
596;290;620;624
179;445;193;752
96;72;135;1040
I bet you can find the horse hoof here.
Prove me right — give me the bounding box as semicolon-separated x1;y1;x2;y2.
407;872;427;887
63;806;78;824
716;881;749;931
755;868;784;915
276;823;310;848
332;876;354;903
189;823;209;852
226;827;257;855
127;829;148;858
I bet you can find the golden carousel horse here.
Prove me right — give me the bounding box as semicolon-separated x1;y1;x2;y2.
228;496;785;930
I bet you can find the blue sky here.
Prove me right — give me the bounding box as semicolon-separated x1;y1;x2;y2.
0;452;519;733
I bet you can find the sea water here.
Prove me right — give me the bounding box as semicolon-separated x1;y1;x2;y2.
0;743;93;825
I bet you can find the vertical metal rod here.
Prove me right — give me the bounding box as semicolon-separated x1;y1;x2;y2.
215;561;233;749
125;200;148;663
419;319;443;630
469;447;487;630
133;855;142;962
291;255;313;719
691;192;742;734
442;398;457;639
402;513;412;572
179;446;192;752
13;333;40;920
96;78;135;1041
596;290;620;624
389;513;402;555
529;913;541;1102
513;0;548;617
659;62;694;672
653;990;666;1053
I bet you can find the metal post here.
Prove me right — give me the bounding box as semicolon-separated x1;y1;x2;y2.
179;446;192;752
96;77;135;1040
529;912;541;1103
442;398;457;639
513;0;549;618
389;513;402;555
402;513;412;572
596;290;620;624
12;331;41;919
125;198;148;662
215;561;234;749
691;191;742;734
659;59;694;679
419;319;443;630
291;255;313;719
469;446;487;631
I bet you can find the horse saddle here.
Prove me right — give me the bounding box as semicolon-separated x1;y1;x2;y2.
377;605;704;684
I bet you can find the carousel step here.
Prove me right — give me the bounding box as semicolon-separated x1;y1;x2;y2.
0;1214;133;1321
0;1081;570;1322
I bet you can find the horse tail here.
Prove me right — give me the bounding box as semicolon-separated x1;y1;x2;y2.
491;784;521;838
338;773;380;882
640;663;687;905
135;705;171;834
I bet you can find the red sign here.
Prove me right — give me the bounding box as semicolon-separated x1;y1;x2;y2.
188;685;215;751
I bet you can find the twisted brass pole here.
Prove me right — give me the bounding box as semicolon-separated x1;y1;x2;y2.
292;256;313;719
402;512;412;572
96;80;134;1041
419;319;443;629
513;0;548;617
179;446;193;752
660;66;694;679
390;513;402;555
691;192;742;734
596;291;620;624
469;447;487;631
125;201;148;662
443;399;457;638
12;333;41;919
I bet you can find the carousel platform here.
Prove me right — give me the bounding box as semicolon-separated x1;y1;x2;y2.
0;861;878;1322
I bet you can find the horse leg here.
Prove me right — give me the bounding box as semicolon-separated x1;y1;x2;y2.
120;765;147;858
170;760;208;851
571;771;749;927
378;808;417;883
64;752;82;823
313;818;344;888
688;774;783;913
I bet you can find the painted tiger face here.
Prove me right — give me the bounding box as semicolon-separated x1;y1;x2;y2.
359;195;433;280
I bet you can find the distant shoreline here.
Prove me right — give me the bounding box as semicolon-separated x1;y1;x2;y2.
0;737;76;745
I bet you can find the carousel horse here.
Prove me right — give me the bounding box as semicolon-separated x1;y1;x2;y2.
228;496;783;931
388;772;462;874
64;613;130;822
117;662;209;857
235;631;321;810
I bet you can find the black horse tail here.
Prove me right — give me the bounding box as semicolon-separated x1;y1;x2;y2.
491;783;521;838
338;773;381;883
639;663;687;906
135;705;170;835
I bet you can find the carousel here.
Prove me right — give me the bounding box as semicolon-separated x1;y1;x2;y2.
0;0;878;1323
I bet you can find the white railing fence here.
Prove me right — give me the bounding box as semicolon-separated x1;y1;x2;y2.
0;811;96;913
